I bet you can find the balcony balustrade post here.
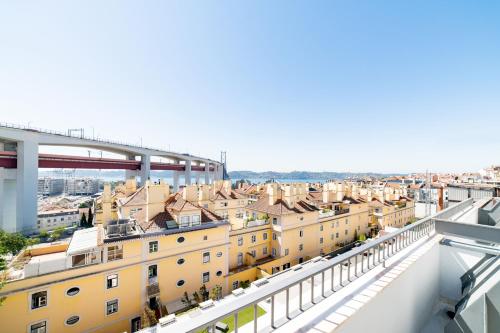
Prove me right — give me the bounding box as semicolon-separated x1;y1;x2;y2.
254;303;258;333
271;295;276;329
331;266;335;291
311;275;315;304
286;288;291;319
322;271;326;297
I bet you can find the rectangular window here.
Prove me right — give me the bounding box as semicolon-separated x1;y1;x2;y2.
30;321;46;333
272;248;276;257
31;291;47;309
107;245;123;261
251;250;256;257
106;299;119;315
272;233;277;240
345;229;348;235
251;235;256;243
107;274;118;289
346;219;349;225
320;225;323;231
284;248;289;256
263;233;268;240
263;247;268;255
202;272;210;283
203;252;210;263
320;237;324;244
148;265;157;278
232;281;239;290
238;237;243;246
272;217;278;225
299;244;303;251
336;232;339;238
149;241;158;253
299;230;303;237
237;253;243;266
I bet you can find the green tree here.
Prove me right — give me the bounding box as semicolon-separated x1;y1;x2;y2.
1;232;29;255
87;207;93;226
51;227;65;240
0;230;31;305
80;213;87;228
358;233;367;241
39;230;49;239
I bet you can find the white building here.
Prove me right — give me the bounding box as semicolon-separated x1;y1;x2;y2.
37;208;80;231
37;177;64;196
65;178;100;195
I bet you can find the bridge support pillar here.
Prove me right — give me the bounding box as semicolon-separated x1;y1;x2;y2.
205;162;210;184
173;171;180;192
139;154;150;186
16;139;38;233
125;155;137;180
184;160;192;186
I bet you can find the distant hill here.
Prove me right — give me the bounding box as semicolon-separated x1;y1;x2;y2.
228;170;405;181
38;169;404;182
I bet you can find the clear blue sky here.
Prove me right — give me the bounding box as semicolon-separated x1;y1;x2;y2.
0;1;499;173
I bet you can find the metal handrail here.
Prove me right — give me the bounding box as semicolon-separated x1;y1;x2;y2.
157;198;474;333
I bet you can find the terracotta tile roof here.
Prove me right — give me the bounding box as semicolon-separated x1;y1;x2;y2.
246;195;318;215
119;186;147;206
385;183;404;189
200;208;222;222
212;189;245;201
369;199;385;207
138;198;222;233
306;191;323;202
166;193;199;212
138;211;175;233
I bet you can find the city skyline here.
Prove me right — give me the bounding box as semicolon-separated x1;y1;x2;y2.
1;1;500;173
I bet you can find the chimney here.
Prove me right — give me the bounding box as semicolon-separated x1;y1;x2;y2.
198;185;210;201
103;183;111;202
267;183;279;205
183;185;198;202
125;178;137;197
336;183;344;202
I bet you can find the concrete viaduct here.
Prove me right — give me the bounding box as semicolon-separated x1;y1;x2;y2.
0;124;224;233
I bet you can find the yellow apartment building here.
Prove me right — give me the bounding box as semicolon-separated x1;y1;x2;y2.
0;181;230;333
0;180;413;333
